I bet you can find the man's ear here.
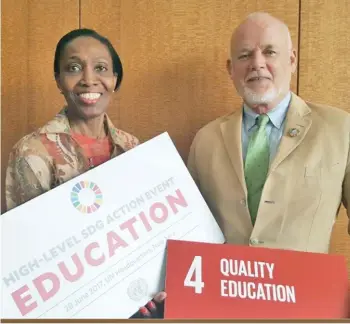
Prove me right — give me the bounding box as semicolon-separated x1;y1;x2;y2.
290;48;297;73
226;59;234;79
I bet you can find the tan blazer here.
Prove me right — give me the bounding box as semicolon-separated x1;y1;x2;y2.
187;93;350;253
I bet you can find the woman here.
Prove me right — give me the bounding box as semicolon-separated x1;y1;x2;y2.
5;29;139;211
5;28;166;319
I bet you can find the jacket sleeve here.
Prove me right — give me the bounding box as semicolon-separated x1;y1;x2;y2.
342;135;350;235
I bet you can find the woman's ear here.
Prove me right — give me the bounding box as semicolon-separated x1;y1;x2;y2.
113;73;118;92
55;73;63;94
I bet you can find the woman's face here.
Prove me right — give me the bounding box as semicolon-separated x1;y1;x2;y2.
56;36;117;120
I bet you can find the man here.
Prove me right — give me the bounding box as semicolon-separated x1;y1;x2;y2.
137;11;350;318
187;11;350;253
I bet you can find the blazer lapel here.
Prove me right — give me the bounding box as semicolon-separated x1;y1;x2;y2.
269;93;312;173
219;94;312;193
220;109;247;195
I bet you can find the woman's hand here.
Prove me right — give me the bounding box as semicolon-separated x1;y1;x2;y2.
132;291;167;318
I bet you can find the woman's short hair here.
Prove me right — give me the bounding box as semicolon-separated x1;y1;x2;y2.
54;28;123;91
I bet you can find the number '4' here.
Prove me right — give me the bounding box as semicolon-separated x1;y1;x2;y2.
184;256;204;294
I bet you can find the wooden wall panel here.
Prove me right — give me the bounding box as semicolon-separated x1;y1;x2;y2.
1;0;79;213
81;0;299;159
1;0;29;212
27;0;79;133
299;0;350;278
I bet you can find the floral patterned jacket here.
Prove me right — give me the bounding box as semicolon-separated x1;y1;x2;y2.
5;108;139;211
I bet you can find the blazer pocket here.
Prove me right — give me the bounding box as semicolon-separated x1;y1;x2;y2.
294;164;323;202
322;161;344;196
278;164;323;245
304;164;322;178
329;162;343;175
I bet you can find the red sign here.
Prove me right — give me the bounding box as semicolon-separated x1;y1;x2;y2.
164;240;349;319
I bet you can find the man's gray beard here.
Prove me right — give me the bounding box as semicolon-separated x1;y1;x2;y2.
243;87;280;105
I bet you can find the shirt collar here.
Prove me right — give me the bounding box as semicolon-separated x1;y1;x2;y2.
243;91;291;131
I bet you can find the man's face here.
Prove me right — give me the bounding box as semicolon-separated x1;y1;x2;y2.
227;19;297;110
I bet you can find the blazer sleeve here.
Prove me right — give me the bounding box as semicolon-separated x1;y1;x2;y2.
342;127;350;235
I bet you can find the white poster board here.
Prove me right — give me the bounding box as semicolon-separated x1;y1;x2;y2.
1;132;225;319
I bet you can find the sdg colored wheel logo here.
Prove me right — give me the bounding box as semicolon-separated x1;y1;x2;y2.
71;181;103;214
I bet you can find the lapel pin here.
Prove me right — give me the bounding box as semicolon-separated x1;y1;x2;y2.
288;128;300;137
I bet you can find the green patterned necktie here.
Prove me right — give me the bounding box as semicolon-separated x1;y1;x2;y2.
244;114;270;225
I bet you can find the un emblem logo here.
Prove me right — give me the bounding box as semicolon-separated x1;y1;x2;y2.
127;278;148;301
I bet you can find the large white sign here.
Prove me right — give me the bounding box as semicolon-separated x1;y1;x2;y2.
1;132;225;319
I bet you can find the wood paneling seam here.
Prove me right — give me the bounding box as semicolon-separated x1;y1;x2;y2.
79;0;82;28
296;0;302;95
